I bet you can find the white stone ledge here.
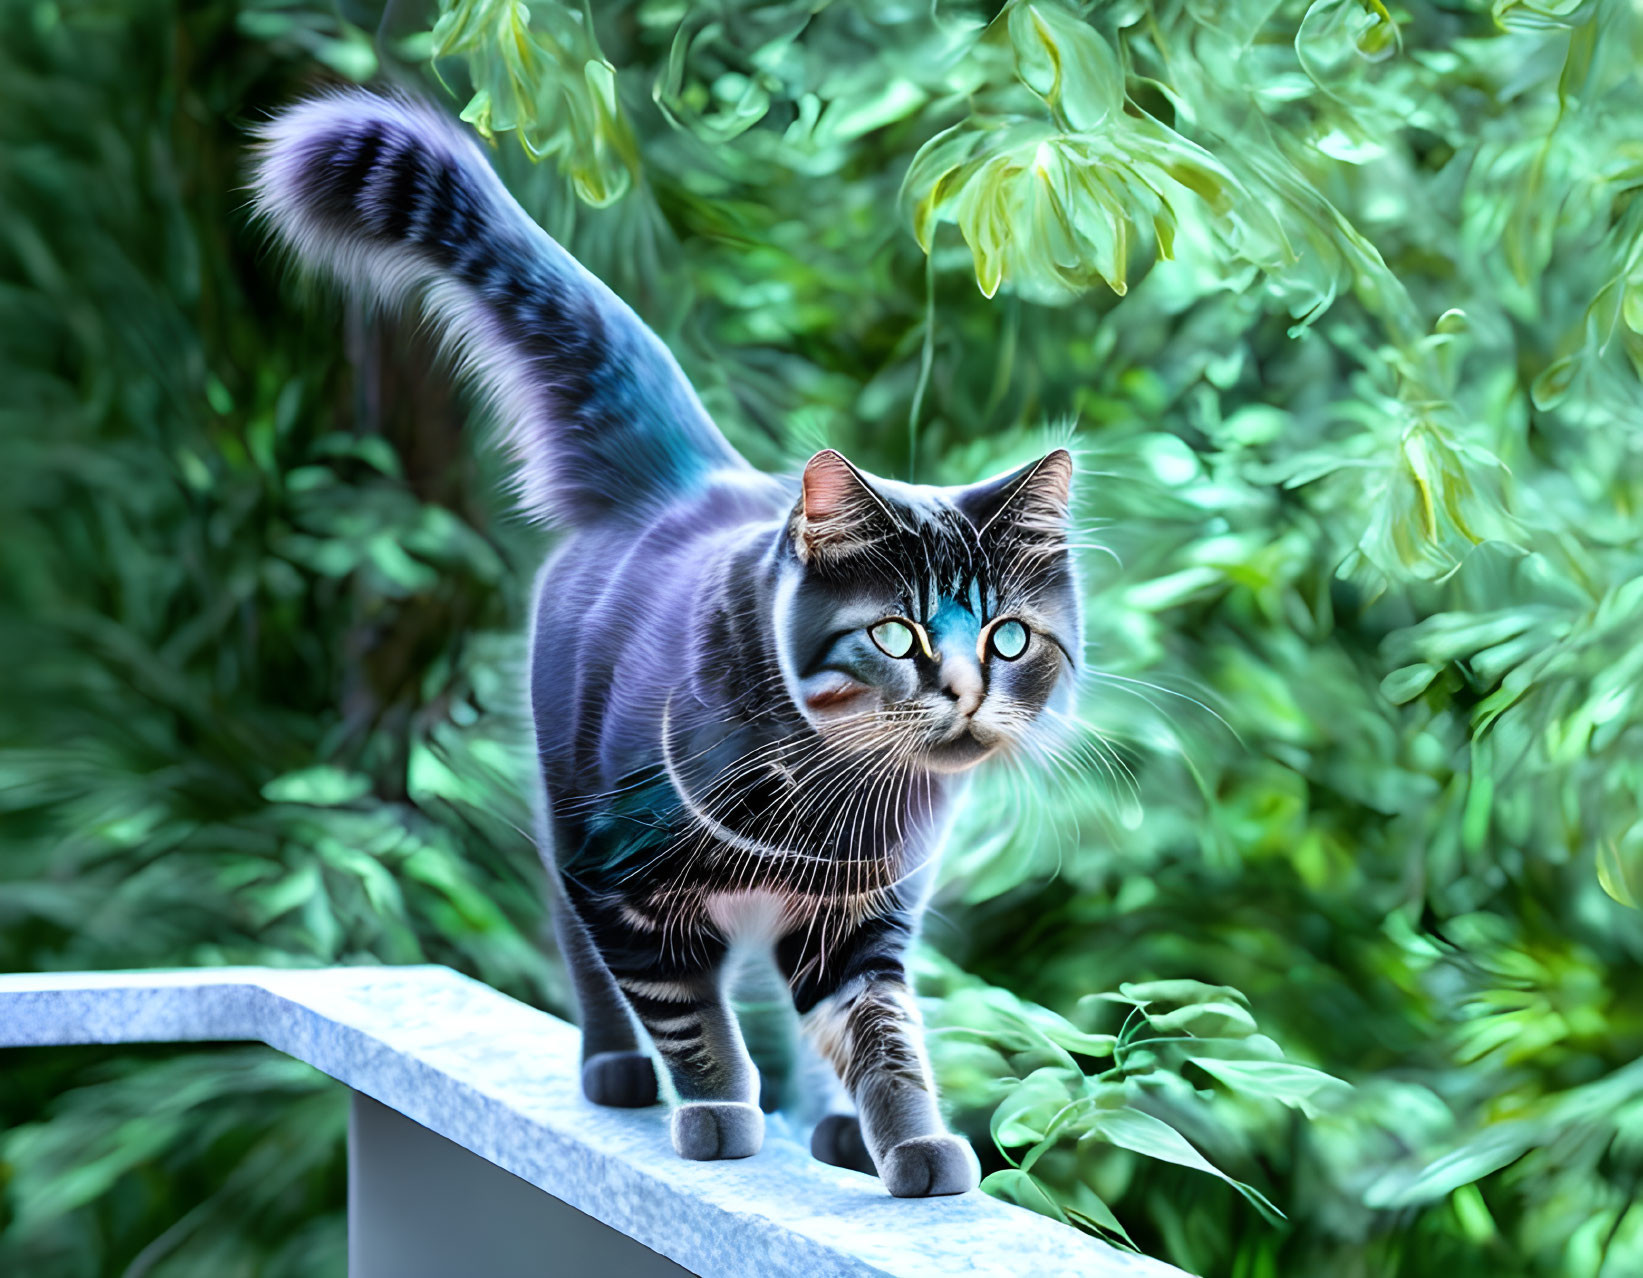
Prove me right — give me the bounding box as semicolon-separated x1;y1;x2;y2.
0;966;1186;1278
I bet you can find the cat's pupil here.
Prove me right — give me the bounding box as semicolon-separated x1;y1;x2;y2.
990;618;1029;661
869;619;916;659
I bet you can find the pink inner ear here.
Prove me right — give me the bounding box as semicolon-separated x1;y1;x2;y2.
802;449;865;521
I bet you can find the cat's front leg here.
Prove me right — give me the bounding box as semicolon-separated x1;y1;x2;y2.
796;938;979;1198
617;969;765;1161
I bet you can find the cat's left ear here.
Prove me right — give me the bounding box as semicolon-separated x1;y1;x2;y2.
956;449;1074;540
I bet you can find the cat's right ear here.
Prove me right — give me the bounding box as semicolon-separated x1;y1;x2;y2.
789;450;894;565
955;449;1074;548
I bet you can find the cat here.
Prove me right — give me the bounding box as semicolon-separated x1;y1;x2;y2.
252;90;1081;1198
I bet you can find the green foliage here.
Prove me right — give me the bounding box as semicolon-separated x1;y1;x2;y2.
0;1;551;1271
431;0;639;204
2;1047;347;1276
902;2;1251;301
4;1;1643;1276
919;953;1347;1245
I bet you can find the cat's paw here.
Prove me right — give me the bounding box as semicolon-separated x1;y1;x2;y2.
581;1051;659;1108
880;1134;980;1198
671;1101;764;1160
810;1113;876;1176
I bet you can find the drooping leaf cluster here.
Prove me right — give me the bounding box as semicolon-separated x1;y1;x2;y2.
3;1;1642;1276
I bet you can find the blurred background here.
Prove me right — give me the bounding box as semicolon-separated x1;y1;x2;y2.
3;0;1642;1274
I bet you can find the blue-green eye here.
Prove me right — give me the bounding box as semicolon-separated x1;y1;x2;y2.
869;619;917;659
988;618;1029;661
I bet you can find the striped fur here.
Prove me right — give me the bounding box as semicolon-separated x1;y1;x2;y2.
250;90;745;525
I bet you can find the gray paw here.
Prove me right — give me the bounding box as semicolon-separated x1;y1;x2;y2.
581;1051;658;1108
671;1101;764;1160
811;1113;876;1176
880;1134;979;1198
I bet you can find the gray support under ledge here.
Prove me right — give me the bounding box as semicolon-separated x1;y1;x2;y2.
349;1093;689;1277
0;966;1188;1278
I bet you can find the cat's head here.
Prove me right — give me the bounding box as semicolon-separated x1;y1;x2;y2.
773;448;1081;773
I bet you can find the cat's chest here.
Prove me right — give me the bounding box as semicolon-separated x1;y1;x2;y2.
698;884;888;944
703;889;793;946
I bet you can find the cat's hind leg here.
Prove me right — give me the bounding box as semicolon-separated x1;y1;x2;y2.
552;893;659;1108
811;1112;876;1175
791;1018;875;1173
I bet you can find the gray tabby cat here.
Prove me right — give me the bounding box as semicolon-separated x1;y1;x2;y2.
253;91;1081;1198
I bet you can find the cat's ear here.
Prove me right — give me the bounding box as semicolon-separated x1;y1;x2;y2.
790;449;896;564
957;449;1074;542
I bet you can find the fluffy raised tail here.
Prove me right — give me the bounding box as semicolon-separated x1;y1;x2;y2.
251;90;746;525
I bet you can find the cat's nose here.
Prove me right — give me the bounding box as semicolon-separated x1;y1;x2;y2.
939;659;984;718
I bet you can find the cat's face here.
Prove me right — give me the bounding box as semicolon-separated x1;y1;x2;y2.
773;449;1080;773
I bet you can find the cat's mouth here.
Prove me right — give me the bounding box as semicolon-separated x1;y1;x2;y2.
919;726;997;773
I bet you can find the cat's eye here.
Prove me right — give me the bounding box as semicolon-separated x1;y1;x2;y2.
868;618;924;659
986;618;1030;661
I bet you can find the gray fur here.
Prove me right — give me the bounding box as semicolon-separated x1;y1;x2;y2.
256;90;1083;1196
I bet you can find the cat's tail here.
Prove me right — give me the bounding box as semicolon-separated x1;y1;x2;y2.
250;90;746;525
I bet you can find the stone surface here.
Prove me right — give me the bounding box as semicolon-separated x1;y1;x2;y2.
0;966;1187;1278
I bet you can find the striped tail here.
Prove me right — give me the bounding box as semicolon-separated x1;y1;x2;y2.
250;90;746;525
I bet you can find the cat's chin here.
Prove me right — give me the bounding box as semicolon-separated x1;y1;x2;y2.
917;731;997;774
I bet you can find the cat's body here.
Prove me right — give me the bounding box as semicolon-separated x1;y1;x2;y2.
254;90;1080;1198
535;471;948;985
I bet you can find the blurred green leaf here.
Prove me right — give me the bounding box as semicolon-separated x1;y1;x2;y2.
261;767;372;807
1188;1058;1353;1118
1086;1107;1283;1222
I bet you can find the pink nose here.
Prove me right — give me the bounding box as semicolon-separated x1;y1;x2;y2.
940;660;984;718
